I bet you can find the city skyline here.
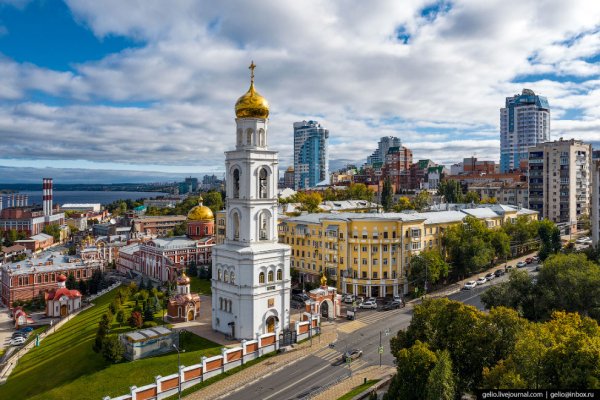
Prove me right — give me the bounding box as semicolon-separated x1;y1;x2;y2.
1;1;600;182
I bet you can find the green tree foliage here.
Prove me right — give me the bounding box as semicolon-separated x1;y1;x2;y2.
437;180;463;203
116;309;125;326
384;341;438;400
483;311;600;390
187;261;198;277
392;197;414;212
143;305;154;322
203;191;224;214
43;223;62;241
408;249;449;292
425;350;456;400
482;253;600;323
413;191;431;211
296;192;323;213
66;273;77;290
390;299;526;394
537;219;561;260
101;335;125;363
172;221;187;236
381;178;393;212
443;216;506;279
464;190;480;204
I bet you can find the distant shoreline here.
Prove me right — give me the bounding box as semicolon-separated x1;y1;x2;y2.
0;183;174;193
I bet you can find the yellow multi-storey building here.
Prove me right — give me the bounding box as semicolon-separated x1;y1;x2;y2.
217;205;537;297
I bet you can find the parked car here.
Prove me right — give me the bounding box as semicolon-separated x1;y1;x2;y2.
292;294;309;303
525;257;533;264
485;273;495;281
476;277;487;285
11;331;28;339
516;261;527;268
343;294;354;303
381;301;403;311
576;237;590;244
366;297;377;303
494;269;505;277
506;264;513;270
18;327;34;333
463;281;477;290
342;349;363;362
532;256;540;263
9;336;26;346
359;300;378;309
354;296;364;304
393;295;402;303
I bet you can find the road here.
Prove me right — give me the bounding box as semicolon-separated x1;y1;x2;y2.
224;263;540;400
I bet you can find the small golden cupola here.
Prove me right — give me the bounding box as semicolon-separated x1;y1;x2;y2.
187;196;214;221
235;61;270;119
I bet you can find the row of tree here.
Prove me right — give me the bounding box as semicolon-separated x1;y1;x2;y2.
482;253;600;323
386;297;600;398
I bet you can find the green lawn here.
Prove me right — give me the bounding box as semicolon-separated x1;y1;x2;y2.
0;289;222;400
190;276;212;295
337;379;379;400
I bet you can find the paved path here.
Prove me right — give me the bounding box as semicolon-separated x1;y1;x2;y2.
184;323;338;400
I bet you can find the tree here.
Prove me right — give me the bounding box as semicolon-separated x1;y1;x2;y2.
204;191;224;215
393;197;414;212
173;221;187;236
537;219;561;260
437;180;463;203
129;311;143;328
296;192;322;213
381;178;393;212
413;191;431;211
143;305;154;322
425;350;456;400
116;309;125;326
43;223;62;242
443;216;496;279
77;279;88;295
101;335;124;363
464;190;480;204
408;249;449;292
344;183;374;201
6;229;19;246
188;261;198;277
66;273;77;290
384;341;438;400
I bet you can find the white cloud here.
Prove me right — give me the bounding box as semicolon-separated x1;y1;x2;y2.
1;0;600;174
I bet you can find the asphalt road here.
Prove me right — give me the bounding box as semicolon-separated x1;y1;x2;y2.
224;263;540;400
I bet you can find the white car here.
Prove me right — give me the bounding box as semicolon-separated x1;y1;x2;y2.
10;336;26;346
359;300;378;309
343;295;354;304
476;277;487;285
463;281;477;290
393;295;402;303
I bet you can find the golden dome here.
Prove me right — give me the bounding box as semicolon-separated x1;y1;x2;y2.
235;61;269;119
188;198;214;221
177;272;190;285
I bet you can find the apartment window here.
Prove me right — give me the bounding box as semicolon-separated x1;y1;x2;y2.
383;232;388;239
373;272;378;279
383;271;388;279
362;271;367;278
362;258;367;265
362;246;367;252
372;246;378;252
354;258;358;264
373;259;378;265
383;245;388;251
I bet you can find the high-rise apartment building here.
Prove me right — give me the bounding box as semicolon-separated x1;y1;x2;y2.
528;139;590;231
293;120;329;189
500;89;550;173
367;136;401;166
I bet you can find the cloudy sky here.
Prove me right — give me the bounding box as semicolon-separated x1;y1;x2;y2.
1;0;600;183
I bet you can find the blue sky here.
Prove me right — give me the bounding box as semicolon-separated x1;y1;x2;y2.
1;0;600;183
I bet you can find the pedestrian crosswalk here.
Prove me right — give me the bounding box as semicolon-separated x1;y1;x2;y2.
313;347;369;370
338;308;409;334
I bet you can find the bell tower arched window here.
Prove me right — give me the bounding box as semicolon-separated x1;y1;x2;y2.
237;129;242;146
259;168;268;199
259;128;266;147
246;128;254;146
258;211;269;240
232;212;240;240
232;169;240;198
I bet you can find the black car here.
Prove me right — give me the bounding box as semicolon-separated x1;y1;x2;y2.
11;331;28;339
381;300;403;311
292;294;309;303
494;269;505;277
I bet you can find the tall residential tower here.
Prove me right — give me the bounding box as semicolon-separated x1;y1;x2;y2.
293;120;329;189
500;89;550;172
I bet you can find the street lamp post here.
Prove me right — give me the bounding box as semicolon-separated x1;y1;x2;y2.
172;344;182;400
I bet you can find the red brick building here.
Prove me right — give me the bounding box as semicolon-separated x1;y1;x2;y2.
0;251;101;306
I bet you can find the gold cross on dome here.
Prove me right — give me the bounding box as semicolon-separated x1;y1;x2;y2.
249;61;256;83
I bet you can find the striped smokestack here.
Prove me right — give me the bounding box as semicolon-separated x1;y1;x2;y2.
43;178;53;216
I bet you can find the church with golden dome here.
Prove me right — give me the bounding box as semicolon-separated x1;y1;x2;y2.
211;62;291;340
116;197;216;284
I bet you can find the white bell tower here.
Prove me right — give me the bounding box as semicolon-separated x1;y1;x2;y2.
212;62;291;340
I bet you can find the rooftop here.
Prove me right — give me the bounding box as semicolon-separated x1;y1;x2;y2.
0;250;98;276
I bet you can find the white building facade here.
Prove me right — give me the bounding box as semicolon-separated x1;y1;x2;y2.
211;64;291;340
